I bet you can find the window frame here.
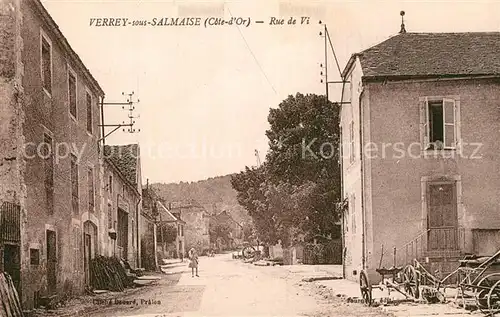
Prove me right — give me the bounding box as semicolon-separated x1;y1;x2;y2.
67;65;78;121
349;120;355;164
70;153;79;215
85;89;93;135
350;194;356;234
87;166;95;213
42;129;55;214
40;29;53;97
109;175;113;194
420;96;461;153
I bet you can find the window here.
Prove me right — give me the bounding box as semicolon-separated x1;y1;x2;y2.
349;120;355;163
70;154;79;214
86;92;92;133
109;175;113;194
41;34;52;94
422;98;458;150
68;70;77;118
131;219;135;248
88;167;94;212
350;194;356;234
108;203;113;229
72;226;81;272
42;133;54;214
30;249;40;265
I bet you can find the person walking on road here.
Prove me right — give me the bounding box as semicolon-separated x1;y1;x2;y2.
188;248;199;277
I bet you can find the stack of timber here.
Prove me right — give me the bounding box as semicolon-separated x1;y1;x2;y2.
90;256;132;292
0;272;24;317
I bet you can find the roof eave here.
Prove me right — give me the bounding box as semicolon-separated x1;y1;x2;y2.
341;53;359;79
362;73;500;83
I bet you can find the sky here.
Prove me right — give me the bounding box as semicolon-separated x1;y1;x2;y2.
41;0;500;184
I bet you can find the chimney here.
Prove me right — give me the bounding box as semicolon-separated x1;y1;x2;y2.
399;11;406;33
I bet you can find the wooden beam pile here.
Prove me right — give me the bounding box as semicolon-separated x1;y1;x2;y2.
0;272;24;317
90;256;132;292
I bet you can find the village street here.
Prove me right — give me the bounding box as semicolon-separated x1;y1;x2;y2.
34;254;392;317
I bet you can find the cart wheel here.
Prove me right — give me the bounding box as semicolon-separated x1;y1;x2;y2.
359;270;373;306
242;246;256;259
475;273;500;313
487;279;500;316
403;265;420;299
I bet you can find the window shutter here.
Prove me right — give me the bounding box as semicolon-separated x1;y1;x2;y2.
443;98;456;149
420;98;429;150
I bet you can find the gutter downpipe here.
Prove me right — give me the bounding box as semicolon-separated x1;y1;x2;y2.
359;87;366;271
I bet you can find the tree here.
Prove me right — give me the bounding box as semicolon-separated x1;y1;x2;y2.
265;93;342;241
159;223;177;244
231;93;344;245
209;223;232;246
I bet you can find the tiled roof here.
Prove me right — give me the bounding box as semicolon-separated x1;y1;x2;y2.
347;32;500;79
158;202;185;223
104;144;139;186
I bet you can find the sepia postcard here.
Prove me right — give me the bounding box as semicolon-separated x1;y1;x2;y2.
1;0;500;316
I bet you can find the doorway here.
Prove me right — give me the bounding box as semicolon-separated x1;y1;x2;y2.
3;244;21;294
427;183;458;251
83;221;97;286
46;230;57;294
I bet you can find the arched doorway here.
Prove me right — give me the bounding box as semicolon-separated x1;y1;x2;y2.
83;221;97;286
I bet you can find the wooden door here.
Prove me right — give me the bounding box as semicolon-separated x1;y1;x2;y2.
427;183;458;251
46;230;57;294
84;233;91;285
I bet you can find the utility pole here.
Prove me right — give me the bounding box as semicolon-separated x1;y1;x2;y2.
319;21;344;102
99;91;141;146
254;149;261;167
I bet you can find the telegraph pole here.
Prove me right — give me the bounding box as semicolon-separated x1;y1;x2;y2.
319;21;344;101
254;149;261;167
99;91;141;145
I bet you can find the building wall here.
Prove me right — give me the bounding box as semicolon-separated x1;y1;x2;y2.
17;0;105;309
101;160;139;267
176;206;210;252
340;58;365;281
363;78;500;281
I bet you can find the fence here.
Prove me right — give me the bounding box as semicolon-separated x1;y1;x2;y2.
374;227;467;270
303;239;342;265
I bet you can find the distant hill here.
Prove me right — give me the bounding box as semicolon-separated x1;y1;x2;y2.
150;174;252;225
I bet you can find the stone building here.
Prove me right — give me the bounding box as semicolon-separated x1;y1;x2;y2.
157;202;185;259
340;31;500;283
0;0;104;308
170;202;210;253
102;144;142;268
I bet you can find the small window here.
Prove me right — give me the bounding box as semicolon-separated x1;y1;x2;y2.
68;70;77;118
88;167;94;212
351;194;356;234
71;154;79;214
108;204;113;229
349;121;355;163
86;92;92;134
109;175;113;194
42;133;54;214
41;35;52;94
30;248;40;265
423;98;457;150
